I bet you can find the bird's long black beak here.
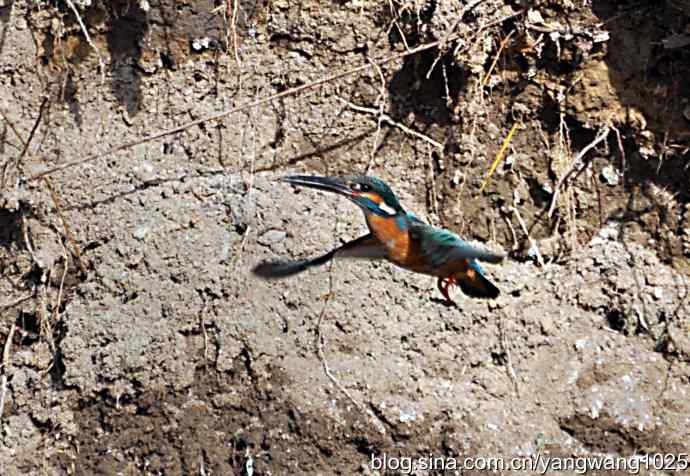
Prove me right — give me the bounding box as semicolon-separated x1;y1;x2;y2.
281;175;353;197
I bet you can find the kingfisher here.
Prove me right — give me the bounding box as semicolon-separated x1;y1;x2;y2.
253;175;504;303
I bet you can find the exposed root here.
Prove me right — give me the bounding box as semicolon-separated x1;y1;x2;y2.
510;205;545;268
547;125;611;218
65;0;106;83
0;324;16;422
337;97;443;150
43;177;87;275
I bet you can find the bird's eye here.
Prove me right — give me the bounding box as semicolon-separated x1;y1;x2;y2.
351;182;369;192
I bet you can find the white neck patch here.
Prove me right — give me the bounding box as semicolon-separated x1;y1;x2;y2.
378;202;397;216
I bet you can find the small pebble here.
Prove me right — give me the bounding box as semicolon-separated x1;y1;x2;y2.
133;226;149;240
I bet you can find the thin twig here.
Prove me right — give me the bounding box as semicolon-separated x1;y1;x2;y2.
315;224;386;434
498;313;519;398
43;177;87;275
0;324;16;422
52;235;70;323
455;9;526;58
199;302;209;369
502;213;519;251
65;0;106;83
547;126;610;217
611;124;626;182
337;97;443;149
27;31;475;182
228;0;241;66
39;267;54;351
510;205;545;268
364;58;387;173
427;0;487;78
21;213;41;268
19;96;50;163
482;29;515;86
0;294;34;311
315;266;384;433
0;106;28;148
233;225;251;266
1;96;50;190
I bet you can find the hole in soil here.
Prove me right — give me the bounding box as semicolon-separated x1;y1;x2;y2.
388;48;467;125
0;208;21;249
605;309;626;332
14;311;41;344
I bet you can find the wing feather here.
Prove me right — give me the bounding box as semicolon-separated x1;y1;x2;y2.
408;219;505;267
253;233;384;279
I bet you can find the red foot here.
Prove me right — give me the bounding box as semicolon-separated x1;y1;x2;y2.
437;277;457;305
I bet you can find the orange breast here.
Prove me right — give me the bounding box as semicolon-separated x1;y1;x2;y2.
367;215;407;261
366;214;429;273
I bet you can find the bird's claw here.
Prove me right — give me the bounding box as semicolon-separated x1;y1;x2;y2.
437;277;457;305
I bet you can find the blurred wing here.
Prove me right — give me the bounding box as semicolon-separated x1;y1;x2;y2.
253;233;384;280
409;221;505;268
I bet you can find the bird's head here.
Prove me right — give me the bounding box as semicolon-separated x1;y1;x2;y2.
281;175;404;217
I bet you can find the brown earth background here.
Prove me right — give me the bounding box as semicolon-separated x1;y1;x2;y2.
1;0;690;475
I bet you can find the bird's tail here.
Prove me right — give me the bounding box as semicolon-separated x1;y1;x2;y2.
252;249;336;279
456;266;500;299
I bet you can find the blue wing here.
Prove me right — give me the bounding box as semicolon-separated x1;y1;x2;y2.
407;216;505;269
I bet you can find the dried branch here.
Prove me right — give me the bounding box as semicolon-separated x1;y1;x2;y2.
337;97;443;150
26;28;488;182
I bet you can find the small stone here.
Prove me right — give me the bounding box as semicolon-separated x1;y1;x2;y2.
191;37;211;52
399;408;417;423
539;314;556;335
133;162;156;182
451;170;464;187
601;165;620;186
592;31;610;43
575;339;589;351
527;9;545;24
258;230;286;246
133;226;149;241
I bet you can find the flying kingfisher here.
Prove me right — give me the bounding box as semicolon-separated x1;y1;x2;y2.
253;175;504;303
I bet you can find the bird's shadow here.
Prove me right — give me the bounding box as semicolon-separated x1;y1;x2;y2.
430;297;458;309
